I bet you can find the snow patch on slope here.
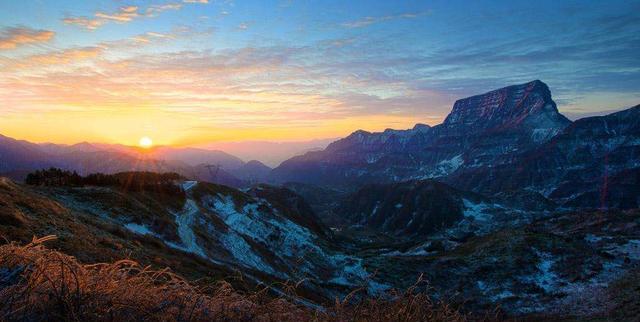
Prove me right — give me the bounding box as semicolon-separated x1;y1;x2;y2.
463;199;493;221
519;249;559;293
174;199;208;258
421;154;464;178
531;128;561;143
181;180;198;191
125;223;155;236
209;195;322;259
219;232;276;274
204;194;389;292
328;255;389;295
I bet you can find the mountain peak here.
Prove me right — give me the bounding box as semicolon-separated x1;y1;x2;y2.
412;123;431;132
442;80;569;132
244;159;271;170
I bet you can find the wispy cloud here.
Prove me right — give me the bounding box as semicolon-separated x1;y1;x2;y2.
146;3;183;17
183;0;209;3
62;17;104;30
95;6;140;22
5;46;104;70
341;12;429;28
131;31;175;43
64;4;182;30
0;27;55;49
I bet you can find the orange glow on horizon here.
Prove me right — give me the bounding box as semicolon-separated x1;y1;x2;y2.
0;106;438;147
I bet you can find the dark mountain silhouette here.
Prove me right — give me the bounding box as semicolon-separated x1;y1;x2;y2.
0;134;57;174
230;160;272;182
149;146;245;169
0;136;250;186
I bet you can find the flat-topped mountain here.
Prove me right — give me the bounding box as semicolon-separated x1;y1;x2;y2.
442;80;569;137
270;81;638;210
270;80;571;185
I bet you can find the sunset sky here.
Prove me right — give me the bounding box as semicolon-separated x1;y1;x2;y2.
1;0;639;147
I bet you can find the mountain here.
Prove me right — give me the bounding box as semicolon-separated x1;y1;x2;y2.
147;146;245;169
271;80;639;210
0;176;386;302
269;124;433;186
0;134;56;174
38;141;103;155
281;182;349;226
3;175;639;318
335;178;558;239
0;136;254;186
439;79;569;140
201;138;336;167
229;160;272;182
187;164;249;188
270;80;570;187
336;180;471;236
76;144;246;170
446;104;640;207
55;150;193;176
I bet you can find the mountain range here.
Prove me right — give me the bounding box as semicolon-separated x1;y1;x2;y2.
0;136;273;188
270;80;639;210
1;80;639;319
2;79;637;212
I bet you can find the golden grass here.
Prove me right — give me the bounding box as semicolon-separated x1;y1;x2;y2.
0;236;471;322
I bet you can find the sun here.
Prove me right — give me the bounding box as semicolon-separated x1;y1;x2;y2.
138;136;153;149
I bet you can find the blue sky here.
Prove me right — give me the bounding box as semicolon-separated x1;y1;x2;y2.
0;0;639;145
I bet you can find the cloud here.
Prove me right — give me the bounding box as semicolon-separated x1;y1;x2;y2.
183;0;209;3
0;42;448;126
130;31;175;43
95;6;140;22
329;38;356;48
29;47;102;64
62;17;104;30
341;12;429;28
146;3;183;17
64;4;182;30
5;7;640;134
2;46;104;71
0;27;55;49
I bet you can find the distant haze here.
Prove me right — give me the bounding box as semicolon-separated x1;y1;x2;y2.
199;139;337;167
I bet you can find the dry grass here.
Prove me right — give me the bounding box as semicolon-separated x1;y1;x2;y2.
0;236;471;322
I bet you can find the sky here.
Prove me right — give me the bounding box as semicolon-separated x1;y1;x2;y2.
0;0;639;147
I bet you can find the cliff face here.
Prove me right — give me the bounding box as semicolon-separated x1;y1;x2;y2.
442;80;569;137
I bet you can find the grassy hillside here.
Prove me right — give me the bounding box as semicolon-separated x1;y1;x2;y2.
0;236;467;322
